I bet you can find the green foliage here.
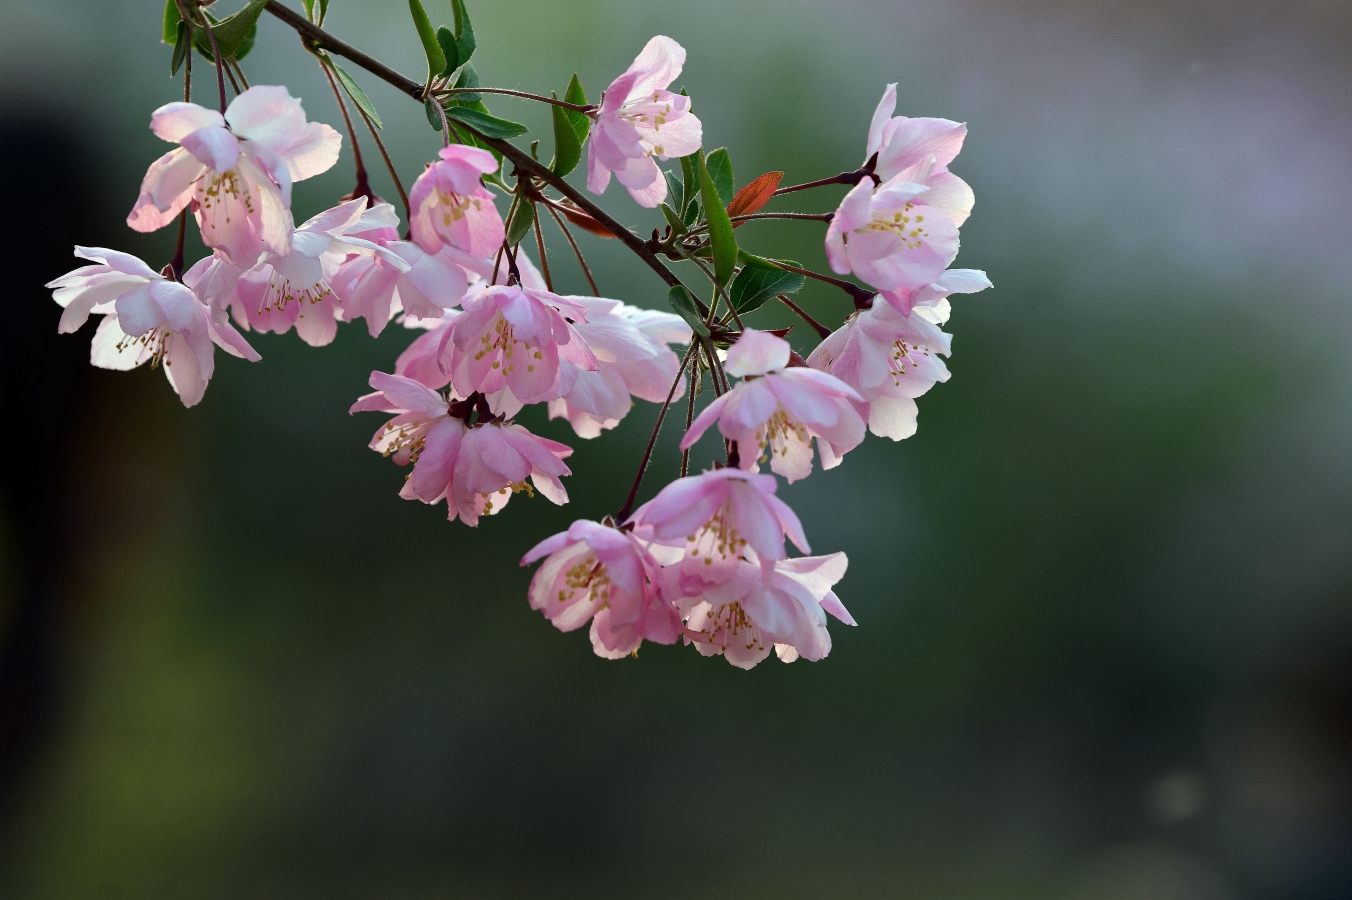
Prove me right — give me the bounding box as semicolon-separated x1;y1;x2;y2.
505;200;537;247
424;96;444;131
195;0;267;61
550;98;582;176
329;60;382;129
729;254;805;314
664;171;683;210
302;0;330;25
705;148;735;207
561;74;589;143
667;286;711;338
170;20;189;75
445;105;528;139
445;64;481;106
436;26;460;77
661;203;687;236
451;0;476;67
162;0;179;44
698;152;738;285
408;0;446;81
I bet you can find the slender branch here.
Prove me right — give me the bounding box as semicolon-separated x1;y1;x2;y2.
678;248;743;331
182;19;192;101
228;57;250;89
319;58;371;202
779;294;831;340
355;103;410;219
436;87;595;114
169;209;188;280
617;344;697;523
223;57;242;95
545;205;599;296
680;355;699;477
532;214;553;291
774;261;876;308
262;1;692;295
196;15;228;114
687;211;833;236
773;157;880;196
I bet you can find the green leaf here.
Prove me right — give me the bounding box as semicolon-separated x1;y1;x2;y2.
667;286;710;338
562;74;589;144
680;154;698;216
302;0;315;19
436;26;460;77
698;152;738;285
445;105;528;139
729;255;805;314
445;63;481;106
330;60;383;129
408;0;446;81
683;196;700;228
425;96;444;131
452;0;475;66
550;95;582;176
233;21;257;61
661;203;687;236
505;200;536;247
705;147;734;207
162;0;180;44
318;0;330;24
207;0;267;58
663;170;683;208
170;20;189;75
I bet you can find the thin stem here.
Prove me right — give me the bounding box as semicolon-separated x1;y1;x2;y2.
779;294;831;340
774;261;876;308
617;343;697;523
687;211;833;236
197;15;228;114
262;2;693;296
679;248;743;331
223;57;242;95
773;159;879;197
437;87;594;114
354;103;410;219
319;58;371;201
532;214;553;291
169;208;188;280
228;57;250;89
182;21;192;101
545;205;599;296
680;356;699;477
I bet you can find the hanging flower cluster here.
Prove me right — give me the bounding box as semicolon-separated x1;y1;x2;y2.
48;0;990;669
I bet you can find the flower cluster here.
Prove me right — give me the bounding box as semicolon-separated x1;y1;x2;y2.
49;2;989;670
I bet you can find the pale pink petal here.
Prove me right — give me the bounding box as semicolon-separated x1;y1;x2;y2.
180;125;240;172
127;147;205;232
725;329;790;377
150;102;225;143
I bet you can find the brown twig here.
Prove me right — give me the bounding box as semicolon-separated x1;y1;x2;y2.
319;58;372;203
545;205;599;296
774;261;876;308
532;214;553;291
617;343;697;523
779;295;832;340
437;87;595;114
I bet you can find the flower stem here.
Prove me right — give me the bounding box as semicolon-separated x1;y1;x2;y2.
778;294;832;340
532;214;553;291
773;261;876;308
772;156;880;196
319;58;372;203
545;204;599;296
617;343;697;523
196;13;229;114
355;103;410;220
437;87;595;114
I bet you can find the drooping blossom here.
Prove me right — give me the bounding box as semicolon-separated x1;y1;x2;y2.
866;83;973;227
825;163;960;293
669;551;855;669
453;421;573;526
548;297;691;438
127;86;341;264
586;36;702;207
330;206;470;338
680;330;864;482
808;269;989;440
442;285;598;415
408;144;505;258
48;247;258;407
227;198;408;346
350;370;466;514
521;519;681;659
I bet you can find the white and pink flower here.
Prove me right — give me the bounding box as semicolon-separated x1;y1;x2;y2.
350;370;466;513
681;330;865;482
127;86;341;265
586;36;702;207
867;83;974;227
453;421;573;526
408;145;505;258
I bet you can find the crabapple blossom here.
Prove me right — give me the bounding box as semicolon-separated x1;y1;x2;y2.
825;165;960;293
521;520;681;659
547;297;691;438
408;145;505;258
127;86;341;264
681;330;865;481
867;83;974;227
442;285;598;414
671;551;854;669
350;371;466;513
452;421;573;526
586;36;702;207
330;232;470;338
48;247;258;407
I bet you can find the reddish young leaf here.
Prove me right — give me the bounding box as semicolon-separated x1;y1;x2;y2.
559;201;616;238
726;171;784;218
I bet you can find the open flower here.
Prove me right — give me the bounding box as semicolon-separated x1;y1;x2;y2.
48;246;258;407
443;285;598;414
521;520;681;659
672;551;855;669
867;83;973;227
807;269;989;440
408;145;504;258
586;36;702;207
127;86;341;265
331;221;470;338
548;297;691;438
681;330;865;482
825;165;960;293
350;370;466;514
452;422;573;526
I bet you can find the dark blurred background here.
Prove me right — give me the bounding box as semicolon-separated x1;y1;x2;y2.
1;0;1350;897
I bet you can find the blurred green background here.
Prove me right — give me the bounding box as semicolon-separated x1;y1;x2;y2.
1;0;1350;897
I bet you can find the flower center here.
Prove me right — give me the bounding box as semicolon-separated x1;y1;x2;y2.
434;189;479;227
889;337;931;383
115;326;168;368
686;503;747;565
473;313;544;375
691;601;766;654
258;273;333;313
557;556;613;608
196;169;253;226
755;406;810;464
864;202;931;251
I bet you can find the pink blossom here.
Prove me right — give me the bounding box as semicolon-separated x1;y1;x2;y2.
127;86;341;265
681;330;865;481
394;308;461;390
808;269;989;440
452;421;573;526
547;297;691;438
350;371;465;515
521;520;681;658
586;36;702;207
825;164;960;293
227;198;408;346
48;247;258;407
442;285;598;415
408;145;504;257
866;83;974;227
671;552;854;669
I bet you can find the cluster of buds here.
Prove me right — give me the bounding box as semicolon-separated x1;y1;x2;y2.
47;1;989;669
